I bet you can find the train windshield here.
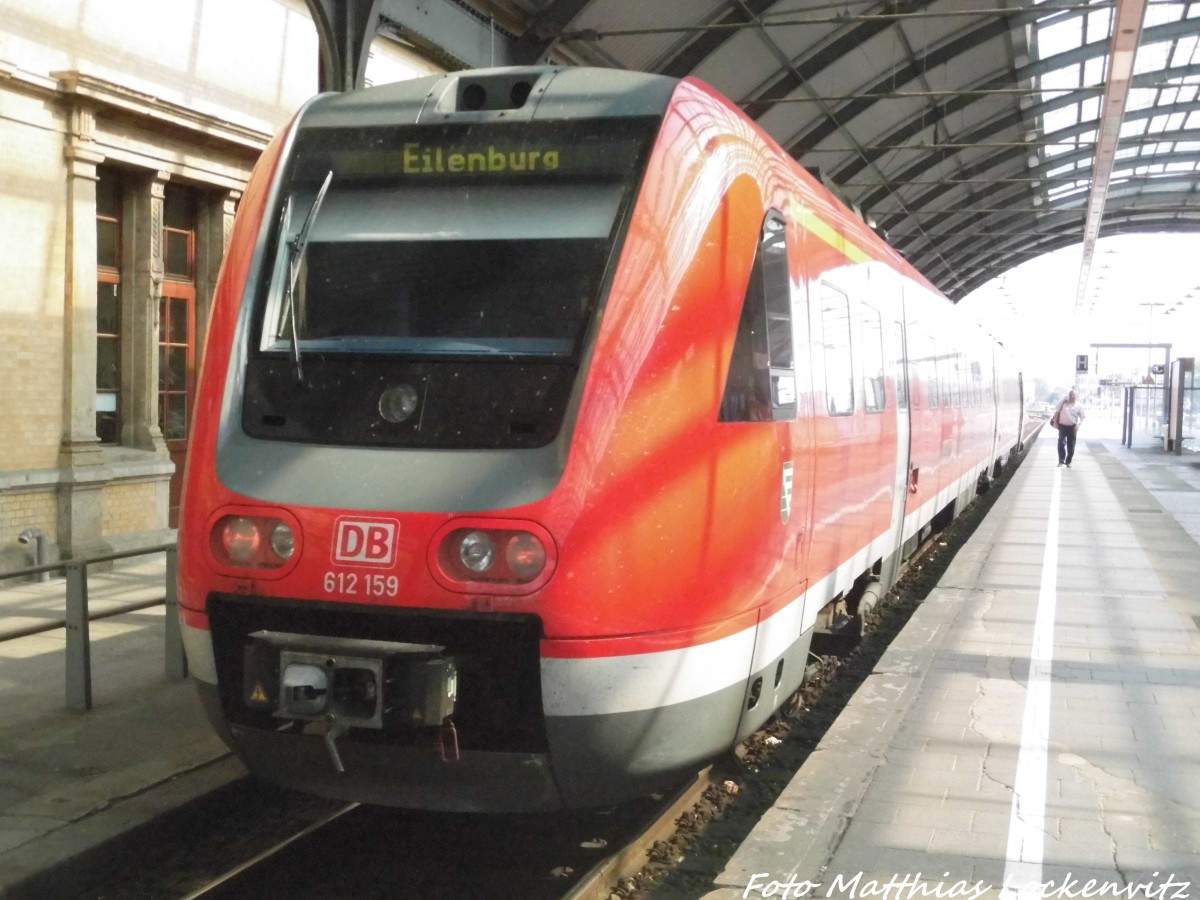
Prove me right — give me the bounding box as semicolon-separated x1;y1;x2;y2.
258;118;659;359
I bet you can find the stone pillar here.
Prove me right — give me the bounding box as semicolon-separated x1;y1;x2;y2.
60;123;104;466
194;189;240;375
58;107;106;556
121;172;169;454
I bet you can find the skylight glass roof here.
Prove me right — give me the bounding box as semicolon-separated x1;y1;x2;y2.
1033;0;1200;212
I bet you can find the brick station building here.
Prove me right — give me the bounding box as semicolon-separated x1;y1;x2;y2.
0;0;437;572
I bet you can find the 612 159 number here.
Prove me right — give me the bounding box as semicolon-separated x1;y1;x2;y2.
322;572;399;598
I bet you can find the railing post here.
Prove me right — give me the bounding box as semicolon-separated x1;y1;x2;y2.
163;545;188;679
1122;386;1132;447
65;562;93;711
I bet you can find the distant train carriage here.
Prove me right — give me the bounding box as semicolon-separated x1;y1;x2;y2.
176;66;1024;812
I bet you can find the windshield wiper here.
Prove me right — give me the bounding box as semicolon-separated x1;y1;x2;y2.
279;170;333;384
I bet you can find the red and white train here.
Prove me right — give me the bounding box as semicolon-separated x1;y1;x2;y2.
177;66;1025;812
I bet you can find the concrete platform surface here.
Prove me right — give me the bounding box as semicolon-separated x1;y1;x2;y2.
0;554;242;899
705;432;1200;899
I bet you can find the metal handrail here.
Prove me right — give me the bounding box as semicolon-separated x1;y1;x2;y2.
1;541;185;711
0;542;175;580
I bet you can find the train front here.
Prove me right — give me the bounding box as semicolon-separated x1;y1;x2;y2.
177;68;682;812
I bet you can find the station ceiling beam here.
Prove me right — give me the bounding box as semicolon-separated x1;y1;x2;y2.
1073;0;1147;314
306;0;383;92
378;0;521;70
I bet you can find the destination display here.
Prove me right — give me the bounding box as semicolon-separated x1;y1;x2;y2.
288;117;660;184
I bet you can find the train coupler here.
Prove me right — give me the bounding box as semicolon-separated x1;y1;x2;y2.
323;716;349;775
243;631;459;774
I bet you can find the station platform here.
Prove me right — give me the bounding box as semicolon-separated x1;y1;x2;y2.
1;429;1197;899
0;554;242;899
706;430;1200;899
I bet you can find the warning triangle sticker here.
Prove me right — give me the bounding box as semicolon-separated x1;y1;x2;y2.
250;683;269;704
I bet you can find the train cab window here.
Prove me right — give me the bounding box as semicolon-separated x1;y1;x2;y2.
242;116;660;449
257;117;658;362
719;213;795;422
819;283;853;416
861;304;885;413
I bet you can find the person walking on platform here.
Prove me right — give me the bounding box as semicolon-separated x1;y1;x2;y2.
1053;389;1085;467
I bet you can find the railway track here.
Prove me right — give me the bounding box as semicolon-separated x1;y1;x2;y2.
79;441;1034;900
179;804;360;899
173;781;703;900
172;661;847;900
167;669;832;900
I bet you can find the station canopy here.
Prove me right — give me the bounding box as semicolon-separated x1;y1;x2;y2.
316;0;1200;303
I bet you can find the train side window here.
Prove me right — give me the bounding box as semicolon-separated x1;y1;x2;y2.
820;283;853;416
933;343;946;408
719;212;796;422
922;335;939;408
861;304;885;413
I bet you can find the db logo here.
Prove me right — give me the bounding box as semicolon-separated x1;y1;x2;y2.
332;517;399;567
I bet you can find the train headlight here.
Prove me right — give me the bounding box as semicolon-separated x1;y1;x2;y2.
379;383;420;424
433;521;555;593
458;531;496;573
210;513;300;571
270;523;296;560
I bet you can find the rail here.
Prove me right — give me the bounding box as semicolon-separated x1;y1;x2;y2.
0;542;185;711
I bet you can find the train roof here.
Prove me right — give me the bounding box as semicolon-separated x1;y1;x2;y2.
291;65;947;304
299;66;679;129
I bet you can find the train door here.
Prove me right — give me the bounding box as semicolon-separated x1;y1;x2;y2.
726;210;812;742
880;284;911;590
788;223;815;592
988;347;1002;470
717;208;807;584
1017;371;1027;449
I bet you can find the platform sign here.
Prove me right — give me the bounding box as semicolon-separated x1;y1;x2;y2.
1076;354;1088;373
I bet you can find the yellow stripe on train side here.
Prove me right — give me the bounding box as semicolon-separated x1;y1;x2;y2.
789;198;874;264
